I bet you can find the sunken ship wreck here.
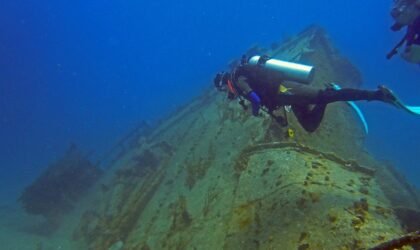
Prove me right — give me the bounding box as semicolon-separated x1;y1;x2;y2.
21;26;420;250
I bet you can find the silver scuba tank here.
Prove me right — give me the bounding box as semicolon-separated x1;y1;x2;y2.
248;55;315;84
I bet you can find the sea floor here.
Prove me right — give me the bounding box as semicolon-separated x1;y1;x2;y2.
0;203;79;250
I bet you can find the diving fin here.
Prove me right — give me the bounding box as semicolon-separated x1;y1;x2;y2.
404;105;420;115
330;83;369;134
395;103;420;115
378;85;420;115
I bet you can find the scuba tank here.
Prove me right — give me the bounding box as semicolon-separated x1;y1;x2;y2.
248;55;315;84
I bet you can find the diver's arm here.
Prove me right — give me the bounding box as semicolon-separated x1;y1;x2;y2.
247;91;261;116
236;76;253;94
237;76;261;116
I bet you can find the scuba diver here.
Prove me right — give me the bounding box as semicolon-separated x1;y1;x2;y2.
390;0;420;32
387;0;420;63
215;55;420;132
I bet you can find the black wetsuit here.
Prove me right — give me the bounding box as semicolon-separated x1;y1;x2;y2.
406;16;420;46
232;64;385;132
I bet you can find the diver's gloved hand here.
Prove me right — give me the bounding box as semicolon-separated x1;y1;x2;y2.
247;91;261;116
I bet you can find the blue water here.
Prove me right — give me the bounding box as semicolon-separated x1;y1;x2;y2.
0;0;419;204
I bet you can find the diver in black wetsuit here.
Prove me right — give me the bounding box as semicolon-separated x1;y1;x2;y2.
388;15;420;62
388;0;420;63
214;57;398;132
402;15;420;63
406;16;420;46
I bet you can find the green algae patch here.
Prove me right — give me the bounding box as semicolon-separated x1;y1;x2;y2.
223;144;404;250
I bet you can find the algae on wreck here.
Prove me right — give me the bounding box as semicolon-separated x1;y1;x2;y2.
68;26;420;250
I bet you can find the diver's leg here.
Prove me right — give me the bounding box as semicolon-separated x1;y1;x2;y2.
292;104;327;133
278;81;393;105
275;81;321;106
317;88;385;104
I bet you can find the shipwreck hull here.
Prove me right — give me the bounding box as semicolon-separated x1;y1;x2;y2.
70;26;419;250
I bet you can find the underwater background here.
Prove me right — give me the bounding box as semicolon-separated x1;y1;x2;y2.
0;0;419;209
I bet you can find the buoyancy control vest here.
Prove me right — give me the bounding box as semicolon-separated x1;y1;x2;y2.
232;57;312;112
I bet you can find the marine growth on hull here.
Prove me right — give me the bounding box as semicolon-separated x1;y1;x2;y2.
22;26;420;250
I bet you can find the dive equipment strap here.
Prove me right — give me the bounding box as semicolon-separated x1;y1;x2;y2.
282;106;289;125
227;79;238;96
257;55;271;65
